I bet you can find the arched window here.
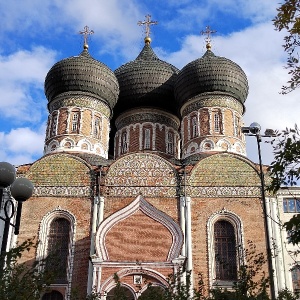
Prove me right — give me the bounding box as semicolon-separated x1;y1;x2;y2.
93;116;101;139
214;113;220;132
71;111;80;133
192;116;198;138
46;218;71;284
214;220;237;281
144;128;151;149
234;115;240;137
42;290;64;300
51;113;58;137
121;132;128;154
167;132;174;154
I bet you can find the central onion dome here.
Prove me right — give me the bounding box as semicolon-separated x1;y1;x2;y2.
175;48;249;108
44;47;119;110
113;38;179;117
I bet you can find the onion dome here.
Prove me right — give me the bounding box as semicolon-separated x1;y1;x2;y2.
114;39;179;116
44;47;119;110
175;49;249;108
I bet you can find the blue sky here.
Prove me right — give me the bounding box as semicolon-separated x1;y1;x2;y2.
0;0;298;166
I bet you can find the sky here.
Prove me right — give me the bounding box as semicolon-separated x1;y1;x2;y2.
0;0;298;166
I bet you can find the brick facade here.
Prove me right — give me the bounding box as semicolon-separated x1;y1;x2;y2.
11;38;270;300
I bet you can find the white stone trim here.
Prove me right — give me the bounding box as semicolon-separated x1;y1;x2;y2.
36;206;77;300
207;208;244;287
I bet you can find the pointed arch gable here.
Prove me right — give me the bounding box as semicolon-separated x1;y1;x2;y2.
95;195;183;261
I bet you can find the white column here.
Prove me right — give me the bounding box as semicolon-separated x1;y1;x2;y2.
185;196;193;296
180;196;186;257
87;195;99;294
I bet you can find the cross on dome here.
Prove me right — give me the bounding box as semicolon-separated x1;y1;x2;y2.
79;25;94;50
138;14;158;44
201;25;216;50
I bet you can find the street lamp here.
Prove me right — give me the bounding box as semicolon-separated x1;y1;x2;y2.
241;122;276;300
0;162;34;256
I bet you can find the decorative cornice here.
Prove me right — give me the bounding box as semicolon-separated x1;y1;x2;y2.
48;93;111;118
181;95;244;117
115;108;180;130
33;186;92;197
186;186;261;198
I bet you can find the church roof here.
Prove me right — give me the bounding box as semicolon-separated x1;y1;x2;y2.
174;49;249;107
44;48;119;110
113;41;179;117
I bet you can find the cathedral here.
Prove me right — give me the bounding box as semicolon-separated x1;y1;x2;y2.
4;21;282;299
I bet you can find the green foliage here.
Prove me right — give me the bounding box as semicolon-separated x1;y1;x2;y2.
268;125;300;193
274;0;300;93
0;238;56;300
107;241;287;300
267;125;300;244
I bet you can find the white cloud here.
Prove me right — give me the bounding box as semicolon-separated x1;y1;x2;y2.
0;47;56;123
0;127;45;165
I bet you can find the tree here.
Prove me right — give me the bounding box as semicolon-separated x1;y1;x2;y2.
268;125;300;245
0;238;57;300
108;241;294;300
274;0;300;93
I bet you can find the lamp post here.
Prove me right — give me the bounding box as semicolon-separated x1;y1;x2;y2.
241;122;276;300
0;162;34;256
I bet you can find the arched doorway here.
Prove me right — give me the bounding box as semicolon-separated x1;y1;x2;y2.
139;286;165;299
106;285;135;300
42;290;64;300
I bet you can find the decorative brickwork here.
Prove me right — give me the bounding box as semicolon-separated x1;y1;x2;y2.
180;94;244;117
104;153;178;197
189;153;260;187
48;93;111;118
26;153;93;194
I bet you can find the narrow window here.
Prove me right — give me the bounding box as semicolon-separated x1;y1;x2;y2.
214;220;237;281
167;132;174;154
234;116;240;136
46;218;70;284
94;116;101;139
121;132;128;154
51;114;58;137
192;117;198;138
71;112;79;133
214;113;220;132
144;129;151;149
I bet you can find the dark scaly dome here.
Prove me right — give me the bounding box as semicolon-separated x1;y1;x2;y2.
174;48;249;108
44;46;119;110
113;38;179;117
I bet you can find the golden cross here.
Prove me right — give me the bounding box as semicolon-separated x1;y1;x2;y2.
201;25;216;44
137;14;158;38
79;25;94;47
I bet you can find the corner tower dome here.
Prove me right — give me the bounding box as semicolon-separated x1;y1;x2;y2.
43;28;119;159
174;47;249;109
114;37;179;117
176;35;249;159
44;46;119;110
